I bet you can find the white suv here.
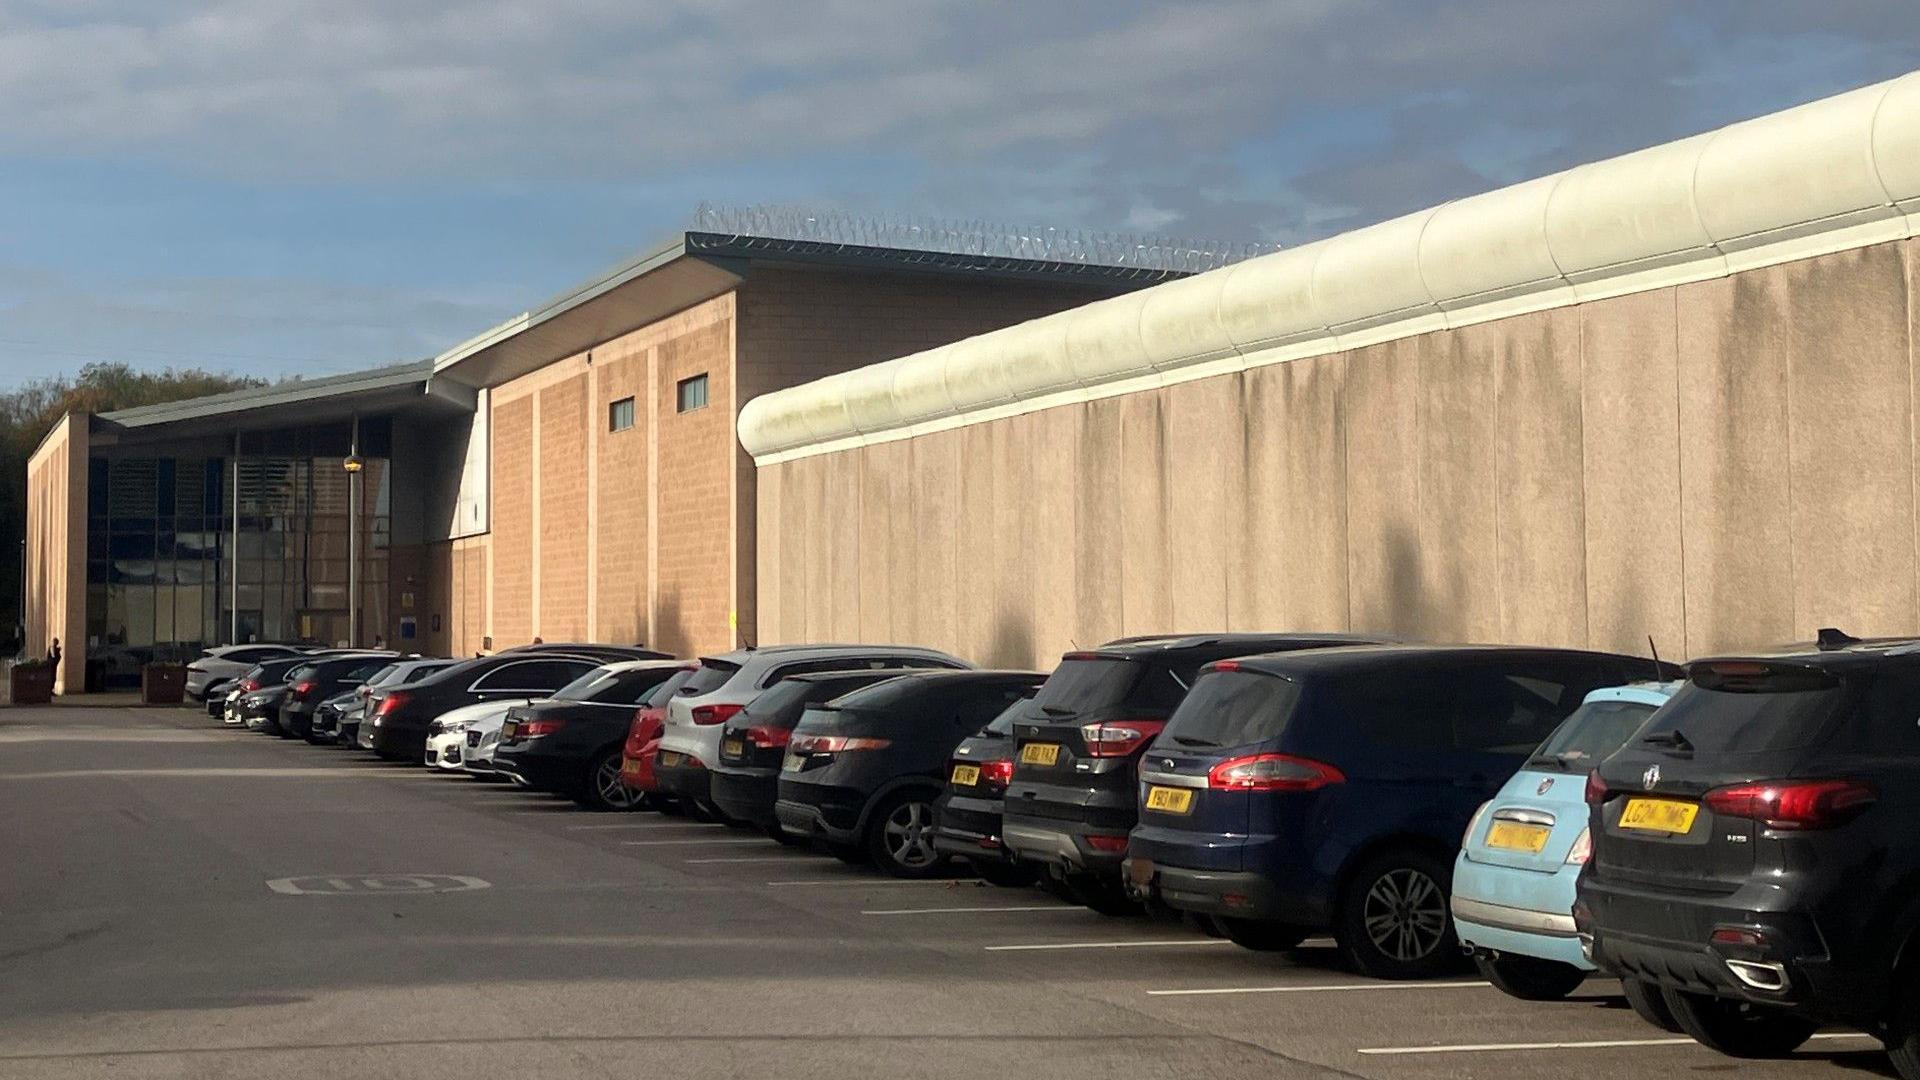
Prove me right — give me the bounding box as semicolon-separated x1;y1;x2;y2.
655;644;970;816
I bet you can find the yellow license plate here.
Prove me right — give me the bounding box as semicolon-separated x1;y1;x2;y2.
1485;821;1551;852
1619;797;1699;834
500;721;517;740
781;752;803;773
1144;786;1194;814
1020;742;1061;766
950;764;981;786
659;750;684;767
722;738;744;757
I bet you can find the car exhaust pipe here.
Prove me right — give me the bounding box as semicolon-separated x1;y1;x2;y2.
1725;958;1789;993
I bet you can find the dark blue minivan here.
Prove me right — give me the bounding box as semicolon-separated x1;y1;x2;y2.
1124;644;1669;979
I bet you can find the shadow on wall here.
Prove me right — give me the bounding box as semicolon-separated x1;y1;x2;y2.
987;610;1035;670
1376;523;1457;642
653;587;688;660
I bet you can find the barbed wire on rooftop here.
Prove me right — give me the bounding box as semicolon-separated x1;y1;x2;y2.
689;203;1277;275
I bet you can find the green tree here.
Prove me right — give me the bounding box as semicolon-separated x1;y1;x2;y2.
0;363;264;652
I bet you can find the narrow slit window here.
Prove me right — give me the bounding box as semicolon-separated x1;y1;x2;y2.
676;374;709;413
609;396;635;432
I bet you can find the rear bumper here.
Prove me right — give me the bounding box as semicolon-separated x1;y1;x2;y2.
1451;855;1589;970
1584;874;1855;1018
774;797;857;845
1000;814;1128;877
654;754;712;804
932;793;1014;863
709;769;779;829
491;747;578;791
1123;855;1295;920
366;721;427;756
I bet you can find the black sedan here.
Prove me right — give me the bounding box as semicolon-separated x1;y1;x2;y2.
227;656;312;731
490;661;692;810
775;670;1045;877
709;669;916;838
277;653;399;742
362;651;609;760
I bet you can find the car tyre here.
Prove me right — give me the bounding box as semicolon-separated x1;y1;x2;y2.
1334;848;1460;979
576;749;644;812
1068;874;1144;917
1219;917;1307;952
1661;988;1817;1057
1474;954;1587;1000
1888;976;1920;1080
972;859;1037;888
866;792;948;879
1620;978;1682;1032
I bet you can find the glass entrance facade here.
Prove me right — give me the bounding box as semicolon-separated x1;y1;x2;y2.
84;420;391;686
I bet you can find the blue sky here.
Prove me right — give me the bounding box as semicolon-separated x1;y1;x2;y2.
2;1;1918;387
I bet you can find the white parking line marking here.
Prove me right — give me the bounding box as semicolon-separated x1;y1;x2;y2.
1149;981;1488;997
863;905;1079;916
685;856;822;864
985;939;1233;952
565;822;727;831
1357;1032;1872;1056
766;878;974;887
619;838;769;847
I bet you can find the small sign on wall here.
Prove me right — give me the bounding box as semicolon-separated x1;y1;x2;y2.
400;616;417;641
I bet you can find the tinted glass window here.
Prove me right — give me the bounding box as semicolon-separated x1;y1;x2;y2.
342;661;388;683
1160;671;1303;749
680;660;742;696
475;659;595;691
740;679;816;724
362;664;400;686
1325;669;1459;752
1452;669;1575;754
402;663;452;684
553;666;620;700
1642;664;1849;753
985;696;1039;735
1032;659;1140;713
643;669;695;707
1529;698;1660;771
1861;670;1920;754
559;667;675;704
286;664;319;683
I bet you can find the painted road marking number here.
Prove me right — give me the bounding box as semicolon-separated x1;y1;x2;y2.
266;874;491;895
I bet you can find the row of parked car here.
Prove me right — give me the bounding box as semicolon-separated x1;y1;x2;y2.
186;627;1920;1075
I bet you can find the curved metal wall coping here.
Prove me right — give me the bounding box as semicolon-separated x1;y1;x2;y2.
740;71;1920;465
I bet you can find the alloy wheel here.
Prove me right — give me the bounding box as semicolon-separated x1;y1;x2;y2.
882;800;937;868
1362;867;1447;962
596;756;639;810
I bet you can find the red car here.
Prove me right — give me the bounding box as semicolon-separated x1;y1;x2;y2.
622;666;696;798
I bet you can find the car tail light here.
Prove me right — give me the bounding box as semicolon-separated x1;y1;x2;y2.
1565;827;1592;866
1084;834;1128;853
374;691;408;717
293;680;316;697
981;759;1014;787
1584;769;1608;806
1703;779;1876;830
1079;719;1163;757
743;725;790;749
789;734;891;754
1710;927;1768;948
1206;753;1344;792
241;679;260;693
692;703;744;726
1212;660;1241;672
516;718;566;739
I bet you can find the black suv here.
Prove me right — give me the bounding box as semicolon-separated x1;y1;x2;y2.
1001;633;1384;913
1581;631;1920;1070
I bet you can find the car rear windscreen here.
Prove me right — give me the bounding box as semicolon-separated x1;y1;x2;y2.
1528;698;1661;771
1639;664;1849;753
1032;657;1187;714
680;660;743;697
644;669;695;707
1158;671;1302;749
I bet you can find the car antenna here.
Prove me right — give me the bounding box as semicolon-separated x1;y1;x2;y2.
1648;635;1665;681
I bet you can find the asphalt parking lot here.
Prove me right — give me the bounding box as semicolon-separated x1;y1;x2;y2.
0;705;1895;1080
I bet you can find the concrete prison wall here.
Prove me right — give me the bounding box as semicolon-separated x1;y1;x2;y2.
739;72;1920;668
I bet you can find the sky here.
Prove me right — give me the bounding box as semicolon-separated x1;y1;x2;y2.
1;1;1918;388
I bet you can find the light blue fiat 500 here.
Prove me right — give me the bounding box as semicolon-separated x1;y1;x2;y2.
1453;681;1679;1002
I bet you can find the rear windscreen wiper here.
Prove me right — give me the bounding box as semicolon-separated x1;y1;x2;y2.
1641;729;1694;752
1170;735;1219;748
1525;752;1574;770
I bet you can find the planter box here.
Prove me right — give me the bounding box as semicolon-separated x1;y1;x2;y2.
10;663;55;705
141;663;187;705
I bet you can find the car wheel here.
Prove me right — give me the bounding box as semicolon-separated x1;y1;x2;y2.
866;793;947;879
972;859;1037;888
1620;977;1682;1032
1068;873;1144;917
1888;977;1920;1080
1661;987;1817;1057
1474;954;1587;1000
1218;917;1308;952
1334;849;1460;979
577;749;643;812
